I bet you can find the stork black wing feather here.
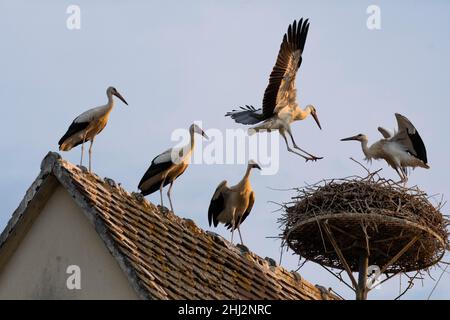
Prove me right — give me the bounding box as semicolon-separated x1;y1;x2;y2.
138;158;174;196
408;129;428;164
58;121;90;147
208;192;225;227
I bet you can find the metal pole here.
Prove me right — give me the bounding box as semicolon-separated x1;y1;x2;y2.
356;251;369;300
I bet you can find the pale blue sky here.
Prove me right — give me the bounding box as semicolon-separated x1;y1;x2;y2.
1;0;449;299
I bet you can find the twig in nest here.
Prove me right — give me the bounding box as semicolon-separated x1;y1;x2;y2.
329;288;345;300
350;157;371;176
319;264;355;292
427;264;449;300
295;257;308;271
278;244;284;266
395;271;420;300
349;157;383;178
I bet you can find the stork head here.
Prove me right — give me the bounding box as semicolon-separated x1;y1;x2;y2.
248;160;262;170
107;86;128;105
306;105;322;130
341;133;368;142
190;123;209;140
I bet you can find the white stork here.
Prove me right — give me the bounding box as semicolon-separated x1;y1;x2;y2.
138;124;209;212
226;19;322;162
207;160;261;245
58;86;128;172
341;113;430;183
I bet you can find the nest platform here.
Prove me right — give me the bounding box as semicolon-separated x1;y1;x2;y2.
281;175;449;274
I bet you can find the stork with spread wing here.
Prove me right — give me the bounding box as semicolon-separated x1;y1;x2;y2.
226;19;322;161
341;113;430;184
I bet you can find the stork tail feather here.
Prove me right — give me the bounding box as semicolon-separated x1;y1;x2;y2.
225;105;263;125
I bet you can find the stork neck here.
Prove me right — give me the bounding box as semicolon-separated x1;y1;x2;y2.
360;140;371;159
239;166;253;186
106;92;115;111
189;130;196;152
295;105;311;121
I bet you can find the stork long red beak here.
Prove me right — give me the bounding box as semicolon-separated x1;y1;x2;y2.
311;111;322;130
114;91;128;105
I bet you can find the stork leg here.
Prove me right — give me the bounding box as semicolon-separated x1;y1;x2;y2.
401;172;408;187
234;213;245;245
286;128;323;161
80;135;87;167
280;130;317;162
401;167;409;185
159;177;166;208
167;181;174;212
394;167;408;185
237;226;244;246
230;209;236;244
88;137;94;172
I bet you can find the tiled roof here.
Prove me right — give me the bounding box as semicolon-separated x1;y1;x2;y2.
0;152;338;300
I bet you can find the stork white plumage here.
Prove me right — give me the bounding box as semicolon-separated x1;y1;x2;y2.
58;86;128;172
208;160;261;245
341;113;430;183
226;19;322;162
138;124;209;212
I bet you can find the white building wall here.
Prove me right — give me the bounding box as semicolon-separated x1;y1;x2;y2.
0;185;138;299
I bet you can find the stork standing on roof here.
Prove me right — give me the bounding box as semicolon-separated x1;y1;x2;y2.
58;86;128;172
341;113;430;184
208;160;261;245
225;19;322;162
138;124;209;213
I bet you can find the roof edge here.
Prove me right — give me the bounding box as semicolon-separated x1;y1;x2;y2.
0;152;59;251
0;152;153;300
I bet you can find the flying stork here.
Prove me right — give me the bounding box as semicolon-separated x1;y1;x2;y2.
341;113;430;183
58;86;128;172
138;124;209;212
225;19;322;161
208;160;261;245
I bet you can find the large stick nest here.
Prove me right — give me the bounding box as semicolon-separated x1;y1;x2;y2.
280;172;450;273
